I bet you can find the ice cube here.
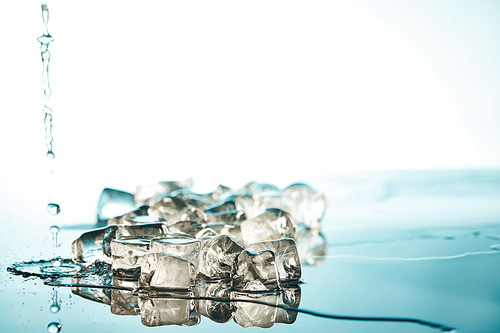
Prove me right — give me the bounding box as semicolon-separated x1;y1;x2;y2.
183;223;218;239
196;235;244;280
135;179;193;205
206;210;246;224
148;196;207;226
149;237;200;264
111;236;153;278
71;223;169;263
246;238;301;284
138;292;200;327
194;281;231;323
231;250;279;291
281;183;326;229
106;205;158;226
111;278;139;316
205;199;237;214
240;208;297;245
231;291;278;328
96;188;136;225
139;253;195;290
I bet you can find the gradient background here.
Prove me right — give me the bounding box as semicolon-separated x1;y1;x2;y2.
1;0;499;218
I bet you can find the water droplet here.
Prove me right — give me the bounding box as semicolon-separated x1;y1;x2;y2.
47;322;61;333
51;258;62;267
49;304;60;313
46;151;55;159
49;225;60;234
47;203;60;215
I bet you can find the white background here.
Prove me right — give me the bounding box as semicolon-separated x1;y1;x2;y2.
1;1;499;221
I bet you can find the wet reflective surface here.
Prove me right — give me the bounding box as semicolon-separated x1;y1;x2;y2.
2;170;500;332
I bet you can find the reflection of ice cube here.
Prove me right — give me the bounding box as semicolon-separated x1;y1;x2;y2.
138;292;200;327
139;253;195;290
275;287;301;324
196;235;244;280
96;188;136;225
296;227;327;266
240;208;297;245
111;278;139;316
231;250;279;291
194;281;232;323
231;291;278;328
149;237;200;264
246;238;301;284
111;236;152;278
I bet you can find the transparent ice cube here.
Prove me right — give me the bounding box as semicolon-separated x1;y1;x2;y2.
148;196;207;226
296;227;327;266
246;238;301;284
240;208;297;246
149;237;200;264
139;253;195;290
138;292;200;327
96;188;136;225
196;235;244;280
134;179;193;206
281;183;326;229
231;250;279;291
206;210;246;224
111;236;153;278
71;223;168;263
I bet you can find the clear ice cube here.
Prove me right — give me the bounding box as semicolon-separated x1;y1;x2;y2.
240;208;297;245
196;235;244;280
71;223;169;263
246;238;301;284
281;183;326;229
231;250;279;291
111;236;153;278
134;179;193;206
139;253;195;290
96;188;136;225
148;196;207;226
138;292;200;327
149;237;200;264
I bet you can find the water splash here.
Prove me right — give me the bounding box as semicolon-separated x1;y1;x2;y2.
37;1;55;158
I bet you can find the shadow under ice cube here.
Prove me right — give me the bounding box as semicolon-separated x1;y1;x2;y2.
231;250;279;292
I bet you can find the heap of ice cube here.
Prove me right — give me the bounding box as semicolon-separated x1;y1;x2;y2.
71;179;327;293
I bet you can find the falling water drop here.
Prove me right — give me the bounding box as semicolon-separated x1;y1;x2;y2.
46;151;55;159
47;203;61;215
47;322;62;333
49;225;60;248
49;290;60;313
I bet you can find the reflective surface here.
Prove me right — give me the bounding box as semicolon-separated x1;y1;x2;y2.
2;170;500;332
